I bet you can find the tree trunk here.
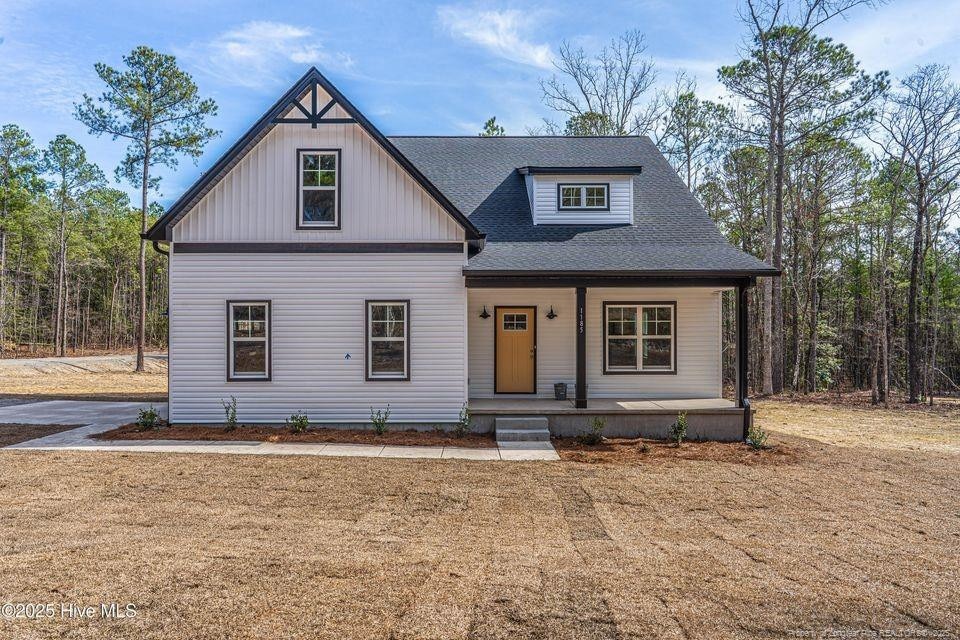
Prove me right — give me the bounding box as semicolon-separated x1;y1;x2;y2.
771;117;786;394
0;223;7;356
761;118;776;396
806;276;819;393
906;179;925;402
136;139;151;373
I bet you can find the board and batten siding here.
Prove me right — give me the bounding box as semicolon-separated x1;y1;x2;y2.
468;287;722;399
172;91;465;243
169;252;467;423
527;174;633;225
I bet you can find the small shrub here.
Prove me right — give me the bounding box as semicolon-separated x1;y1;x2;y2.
286;411;309;434
136;405;161;431
370;405;391;435
221;396;238;431
454;403;471;438
576;417;605;445
639;442;650;454
670;412;687;446
746;423;769;450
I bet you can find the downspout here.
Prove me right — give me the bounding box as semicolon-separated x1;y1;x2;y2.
144;235;171;423
737;280;754;440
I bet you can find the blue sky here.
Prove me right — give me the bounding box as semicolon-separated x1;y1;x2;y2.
2;0;959;206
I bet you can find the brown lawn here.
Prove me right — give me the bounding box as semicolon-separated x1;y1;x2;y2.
0;398;958;639
0;371;167;402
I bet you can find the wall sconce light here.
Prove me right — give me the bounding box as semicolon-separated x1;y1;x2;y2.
479;306;491;319
546;306;557;319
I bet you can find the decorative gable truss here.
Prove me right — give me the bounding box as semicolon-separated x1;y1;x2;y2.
144;68;483;244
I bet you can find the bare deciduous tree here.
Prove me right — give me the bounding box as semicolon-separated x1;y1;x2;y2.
872;65;960;402
538;29;661;137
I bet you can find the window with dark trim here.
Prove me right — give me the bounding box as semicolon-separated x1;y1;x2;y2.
366;300;410;380
603;302;675;374
227;301;271;381
298;149;340;228
558;183;609;210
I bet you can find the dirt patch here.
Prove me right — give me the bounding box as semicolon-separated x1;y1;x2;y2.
0;423;82;447
0;371;167;402
95;423;496;448
554;435;800;465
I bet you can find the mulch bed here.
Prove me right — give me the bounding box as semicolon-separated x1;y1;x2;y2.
94;423;496;448
0;424;82;447
554;436;801;465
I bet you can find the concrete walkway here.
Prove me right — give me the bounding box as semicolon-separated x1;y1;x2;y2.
0;400;559;461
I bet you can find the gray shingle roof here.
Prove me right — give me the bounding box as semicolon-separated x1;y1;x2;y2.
388;135;776;276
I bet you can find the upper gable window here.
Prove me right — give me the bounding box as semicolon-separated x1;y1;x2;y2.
298;149;340;229
558;184;609;211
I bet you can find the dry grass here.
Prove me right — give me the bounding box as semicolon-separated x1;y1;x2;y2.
756;396;960;453
1;409;958;638
0;371;167;402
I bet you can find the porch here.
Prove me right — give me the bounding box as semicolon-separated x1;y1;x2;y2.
464;273;756;441
468;396;745;441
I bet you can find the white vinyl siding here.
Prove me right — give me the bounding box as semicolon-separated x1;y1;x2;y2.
530;174;633;225
468;289;576;398
467;288;721;399
169;251;467;423
172;90;465;243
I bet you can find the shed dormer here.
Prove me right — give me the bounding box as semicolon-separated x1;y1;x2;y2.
518;165;642;225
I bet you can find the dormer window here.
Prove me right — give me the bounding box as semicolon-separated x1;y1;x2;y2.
558;184;609;211
298;149;341;229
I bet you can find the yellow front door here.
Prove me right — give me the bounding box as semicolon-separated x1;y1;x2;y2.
495;307;536;393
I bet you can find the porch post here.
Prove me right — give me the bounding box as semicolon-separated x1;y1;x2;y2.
736;283;751;439
575;286;587;408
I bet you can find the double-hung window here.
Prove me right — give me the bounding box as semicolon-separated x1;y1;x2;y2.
298;149;340;228
227;301;271;381
558;184;609;210
604;302;675;373
366;300;410;380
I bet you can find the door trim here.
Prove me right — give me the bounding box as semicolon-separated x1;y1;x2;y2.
493;305;537;394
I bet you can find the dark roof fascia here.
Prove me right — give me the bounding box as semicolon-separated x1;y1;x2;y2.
464;275;758;288
463;269;777;288
463;268;779;277
144;67;482;242
517;166;643;175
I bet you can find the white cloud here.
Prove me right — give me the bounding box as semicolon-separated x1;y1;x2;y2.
436;5;553;69
826;0;960;78
180;21;354;89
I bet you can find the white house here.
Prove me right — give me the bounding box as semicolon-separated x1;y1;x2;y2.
145;68;777;441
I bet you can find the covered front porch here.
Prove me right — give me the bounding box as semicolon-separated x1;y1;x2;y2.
468;396;743;440
464;272;755;441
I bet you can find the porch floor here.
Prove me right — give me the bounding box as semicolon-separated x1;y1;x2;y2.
468;397;736;414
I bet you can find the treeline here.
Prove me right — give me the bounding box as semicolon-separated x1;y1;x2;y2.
0;126;167;356
516;0;960;403
1;46;217;365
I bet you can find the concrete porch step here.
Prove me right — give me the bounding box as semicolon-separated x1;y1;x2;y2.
495;416;550;442
495;428;552;442
495;416;549;430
